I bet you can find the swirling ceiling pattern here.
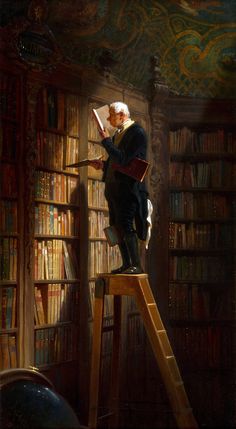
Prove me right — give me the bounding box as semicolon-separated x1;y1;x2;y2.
1;0;236;98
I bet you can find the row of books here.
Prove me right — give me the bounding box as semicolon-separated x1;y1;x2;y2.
0;287;16;329
127;312;145;348
89;209;109;238
35;171;79;204
88;179;107;208
172;325;232;370
0;73;20;119
36;131;64;170
0;200;17;233
88;111;101;142
99;330;113;401
169;161;235;188
168;283;231;320
34;283;79;325
0;123;18;160
35;204;79;236
35;325;77;366
0;163;17;198
88;241;121;278
0;238;17;281
36;132;80;173
169;256;229;282
39;88;80;135
66;93;80;136
0;334;17;370
169;222;233;249
65;137;80;173
88;141;105;159
169;192;231;219
181;373;230;425
169;127;235;154
34;239;79;280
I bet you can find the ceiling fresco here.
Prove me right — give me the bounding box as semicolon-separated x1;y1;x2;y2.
1;0;236;98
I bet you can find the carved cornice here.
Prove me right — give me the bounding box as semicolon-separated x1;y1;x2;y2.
0;0;64;72
149;56;171;103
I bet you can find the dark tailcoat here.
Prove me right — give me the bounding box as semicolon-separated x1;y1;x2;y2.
101;123;149;240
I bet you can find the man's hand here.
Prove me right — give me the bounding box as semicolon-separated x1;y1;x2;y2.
99;127;110;139
88;159;104;170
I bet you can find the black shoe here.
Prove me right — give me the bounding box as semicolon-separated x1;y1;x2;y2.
111;240;131;274
111;265;127;274
122;266;144;275
123;233;143;274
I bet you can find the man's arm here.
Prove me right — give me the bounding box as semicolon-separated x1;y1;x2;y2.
101;126;147;165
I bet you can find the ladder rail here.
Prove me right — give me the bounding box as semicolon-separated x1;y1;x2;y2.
108;295;122;429
134;277;198;429
88;280;105;429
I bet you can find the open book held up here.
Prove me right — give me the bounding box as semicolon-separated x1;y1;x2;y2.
92;105;116;135
112;157;150;182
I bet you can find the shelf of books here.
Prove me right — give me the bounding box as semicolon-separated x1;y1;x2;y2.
0;70;22;370
168;124;235;426
34;86;80;369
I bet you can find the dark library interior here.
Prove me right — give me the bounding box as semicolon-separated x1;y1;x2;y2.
0;1;235;429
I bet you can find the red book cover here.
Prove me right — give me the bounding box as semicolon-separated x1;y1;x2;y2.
112;157;150;182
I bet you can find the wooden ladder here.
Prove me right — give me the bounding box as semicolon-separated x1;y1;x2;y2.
88;273;198;429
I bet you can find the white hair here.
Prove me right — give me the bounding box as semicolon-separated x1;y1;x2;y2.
109;101;130;117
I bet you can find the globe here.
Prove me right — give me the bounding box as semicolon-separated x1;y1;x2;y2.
0;369;81;429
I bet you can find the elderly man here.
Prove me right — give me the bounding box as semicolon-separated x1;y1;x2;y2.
90;101;149;274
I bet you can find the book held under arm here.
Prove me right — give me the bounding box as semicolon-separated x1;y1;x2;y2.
103;225;119;247
112;157;150;182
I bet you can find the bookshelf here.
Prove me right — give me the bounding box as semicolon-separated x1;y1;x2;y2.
165;99;235;428
0;69;22;370
33;86;80;384
1;31;158;424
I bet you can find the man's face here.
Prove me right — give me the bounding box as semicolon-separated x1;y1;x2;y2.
107;108;125;128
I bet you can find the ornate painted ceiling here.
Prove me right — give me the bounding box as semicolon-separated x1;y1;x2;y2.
1;0;236;98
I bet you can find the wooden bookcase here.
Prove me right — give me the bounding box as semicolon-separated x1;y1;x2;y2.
0;43;151;423
0;67;23;370
33;85;80;378
149;94;235;428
